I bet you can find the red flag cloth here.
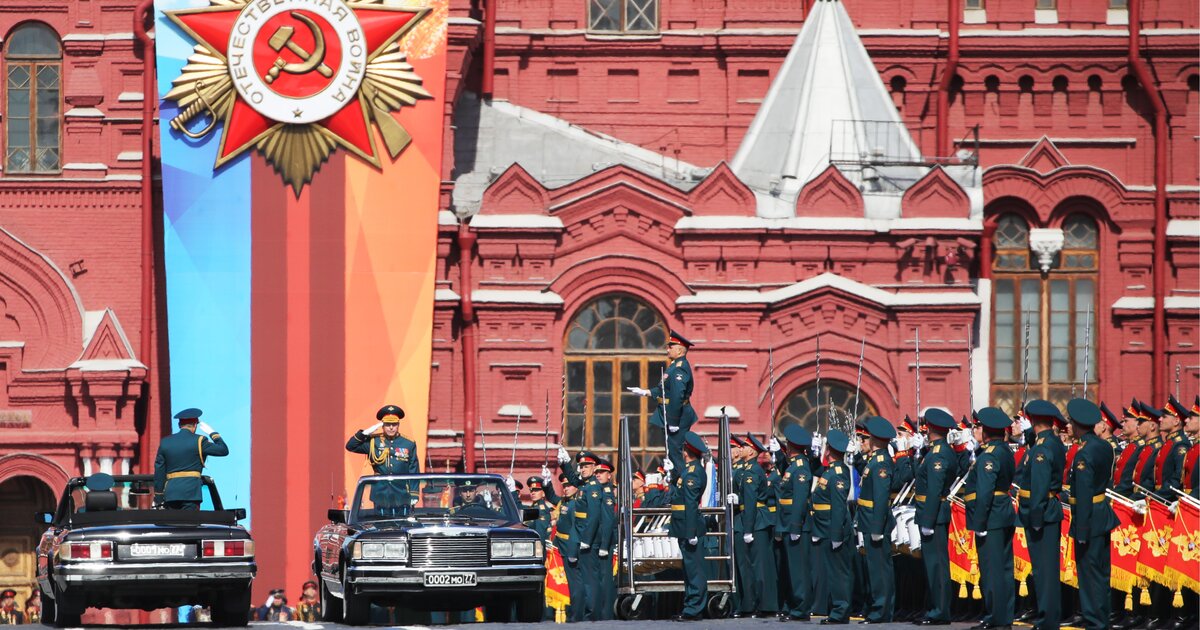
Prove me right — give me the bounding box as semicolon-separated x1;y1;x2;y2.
1165;499;1200;594
1060;506;1078;587
1064;444;1080;485
1137;500;1173;588
948;501;979;594
544;543;571;610
1110;499;1145;594
1182;445;1200;493
1012;500;1032;595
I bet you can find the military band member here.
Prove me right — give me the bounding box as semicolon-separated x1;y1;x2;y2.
154;408;229;510
1017;400;1067;630
627;331;698;474
1063;399;1120;630
572;451;603;621
1114;400;1147;497
914;408;959;626
857;417;897;624
527;476;555;540
1158;396;1194;497
553;474;584;622
967;407;1017;630
811;429;853;625
671;432;710;622
22;591;39;625
632;469;646;507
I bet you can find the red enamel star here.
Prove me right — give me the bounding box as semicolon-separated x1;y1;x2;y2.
167;2;426;167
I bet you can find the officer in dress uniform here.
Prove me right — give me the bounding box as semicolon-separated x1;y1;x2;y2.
154;408;229;510
746;434;780;618
0;590;23;625
913;408;959;626
731;435;773;618
857;417;897;624
594;459;618;621
1174;397;1200;630
1064;399;1120;630
552;474;584;622
1158;396;1194;498
642;465;670;508
811;429;853;625
778;424;815;621
670;432;710;622
527;476;555;540
345;405;420;512
628;331;697;474
1017;400;1067;630
572;451;603;621
967;407;1017;630
1098;402;1124;451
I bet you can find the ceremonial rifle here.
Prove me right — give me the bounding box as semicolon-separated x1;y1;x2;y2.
1081;304;1092;400
508;405;523;477
853;336;866;419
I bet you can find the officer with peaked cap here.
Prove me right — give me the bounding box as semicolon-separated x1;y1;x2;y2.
1064;399;1120;630
1018;400;1067;630
526;476;555;540
745;434;779;617
572;451;605;620
553;473;585;622
913;408;959;625
627;330;698;476
857;417;897;623
346;405;419;512
967;407;1017;630
1097;402;1124;451
1113;399;1147;498
670;432;710;622
810;429;854;625
1157;395;1194;497
154;408;229;509
1132;401;1165;494
778;424;816;621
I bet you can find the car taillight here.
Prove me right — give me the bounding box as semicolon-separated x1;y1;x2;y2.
201;539;253;558
61;541;112;561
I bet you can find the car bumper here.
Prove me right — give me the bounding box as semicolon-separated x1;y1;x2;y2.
346;563;544;594
55;561;256;584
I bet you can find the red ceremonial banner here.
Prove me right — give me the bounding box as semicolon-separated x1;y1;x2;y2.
1012;501;1033;596
1110;500;1145;594
1137;500;1173;588
1060;507;1077;587
1165;499;1200;594
949;501;980;597
545;539;570;612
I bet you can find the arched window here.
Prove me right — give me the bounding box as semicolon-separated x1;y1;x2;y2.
564;294;669;470
775;381;877;436
4;22;61;173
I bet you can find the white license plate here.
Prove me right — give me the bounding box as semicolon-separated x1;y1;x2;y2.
129;543;186;557
423;572;476;587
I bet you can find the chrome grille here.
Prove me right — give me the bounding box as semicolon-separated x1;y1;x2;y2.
409;535;489;568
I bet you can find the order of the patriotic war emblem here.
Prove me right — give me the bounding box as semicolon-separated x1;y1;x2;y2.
164;0;432;193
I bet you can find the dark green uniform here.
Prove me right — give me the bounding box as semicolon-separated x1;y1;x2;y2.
573;477;604;621
553;493;584;622
1017;429;1065;630
763;464;782;613
856;449;895;623
1156;430;1192;496
733;458;771;614
914;438;957;623
345;430;420;510
811;459;853;623
648;357;697;472
779;451;814;618
154;429;229;507
642;484;669;508
670;459;708;617
966;439;1016;627
1066;432;1119;630
530;498;554;540
596;483;617;620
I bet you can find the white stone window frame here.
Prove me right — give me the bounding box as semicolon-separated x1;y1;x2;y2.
587;0;660;36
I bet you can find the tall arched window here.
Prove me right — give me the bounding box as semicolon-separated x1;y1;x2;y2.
991;211;1099;414
564;294;669;470
4;22;61;174
775;381;877;436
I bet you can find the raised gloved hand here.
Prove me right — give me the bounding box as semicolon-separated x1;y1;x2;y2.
598;549;609;557
910;433;927;450
1016;414;1032;432
264;594;275;609
557;446;571;464
1132;499;1148;515
363;421;384;435
769;437;782;453
725;493;739;506
920;527;935;537
810;435;824;453
977;530;988;538
893;435;908;451
947;429;967;446
667;425;680;434
790;534;801;542
579;542;590;551
687;537;698;546
197;421;215;435
541;465;552;480
626;387;651;397
505;475;517;493
743;533;754;544
832;540;843;549
663;458;675;472
871;534;884;542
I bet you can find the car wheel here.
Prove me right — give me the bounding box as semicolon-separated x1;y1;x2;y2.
515;588;544;623
211;588;251;627
342;580;369;626
319;578;342;622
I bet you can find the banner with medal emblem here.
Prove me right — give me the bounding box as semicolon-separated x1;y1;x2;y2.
1136;499;1173;587
1165;497;1199;595
154;0;447;596
1110;499;1144;595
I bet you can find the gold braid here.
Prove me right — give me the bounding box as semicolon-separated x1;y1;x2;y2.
368;436;389;466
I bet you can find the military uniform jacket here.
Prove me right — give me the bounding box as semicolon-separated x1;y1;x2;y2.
891;450;915;488
1133;436;1162;496
966;439;1016;532
574;477;604;548
642;486;668;508
531;499;555;540
554;495;579;557
647;357;697;431
855;450;895;537
1113;439;1143;497
154;429;230;502
599;484;618;552
1155;430;1192;495
1065;432;1119;541
811;461;853;543
345;431;421;475
1017;429;1065;529
914;439;957;529
778;453;813;535
668;460;707;540
765;467;783;534
734;460;771;533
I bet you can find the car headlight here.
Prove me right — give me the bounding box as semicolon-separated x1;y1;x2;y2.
512;541;535;558
354;540;407;561
491;541;512;558
383;542;408;560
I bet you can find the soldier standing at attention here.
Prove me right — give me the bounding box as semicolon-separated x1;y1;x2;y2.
745;434;780;618
552;475;584;622
1158;396;1194;498
527;476;555;541
1097;402;1124;451
594;459;618;621
810;429;853;625
857;417;897;624
1064;399;1120;630
670;432;710;622
626;331;697;474
345;405;420;512
154;408;229;510
0;589;24;625
572;451;603;621
778;425;815;621
913;408;958;626
1017;400;1067;630
967;407;1017;630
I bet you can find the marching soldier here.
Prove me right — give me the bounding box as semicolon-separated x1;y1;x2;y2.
553;474;584;622
1064;399;1120;630
627;330;698;473
154;408;229;510
778;424;815;621
572;451;603;621
857;417;897;624
967;407;1017;630
913;408;959;626
1017;400;1067;630
527;476;555;540
670;432;710;622
811;429;854;625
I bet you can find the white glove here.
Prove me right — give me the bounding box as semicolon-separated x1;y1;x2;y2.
1170;502;1178;517
725;493;739;506
505;475;517;492
363;421;383;435
663;458;675;472
811;435;824;453
812;536;820;543
579;542;590;550
769;437;782;453
1017;415;1032;432
541;465;552;480
977;530;988;538
626;387;651;397
557;446;571;464
687;537;698;545
668;425;680;434
790;534;801;542
743;533;754;544
197;421;215;435
871;534;884;542
598;549;609;557
264;595;275;609
832;540;843;549
911;433;927;449
1133;499;1148;515
948;429;966;446
920;527;935;537
894;435;908;451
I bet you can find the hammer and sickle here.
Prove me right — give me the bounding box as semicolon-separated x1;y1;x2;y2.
265;12;333;84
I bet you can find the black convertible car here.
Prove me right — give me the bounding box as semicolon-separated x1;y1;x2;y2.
35;473;255;627
314;474;546;624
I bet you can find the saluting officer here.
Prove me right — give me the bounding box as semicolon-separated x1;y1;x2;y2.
778;425;815;621
1017;400;1067;630
967;407;1017;630
572;451;603;621
913;408;959;626
627;331;698;473
670;432;710;622
1064;399;1120;630
346;405;420;512
857;417;897;624
553;474;585;622
811;429;854;625
154;408;229;510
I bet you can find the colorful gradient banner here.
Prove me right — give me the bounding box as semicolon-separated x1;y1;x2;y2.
154;0;446;595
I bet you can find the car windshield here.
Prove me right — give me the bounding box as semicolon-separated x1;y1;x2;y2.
353;475;520;525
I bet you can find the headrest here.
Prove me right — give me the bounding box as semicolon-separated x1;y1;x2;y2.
85;490;118;512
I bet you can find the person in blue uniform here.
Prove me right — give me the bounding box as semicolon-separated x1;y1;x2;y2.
778;424;815;621
967;407;1017;630
913;407;959;626
594;459;618;621
345;405;420;513
1017;400;1067;630
670;432;710;622
572;451;603;621
1064;399;1120;630
154;408;229;510
857;417;897;624
627;330;698;474
811;429;854;625
527;476;555;540
552;474;584;622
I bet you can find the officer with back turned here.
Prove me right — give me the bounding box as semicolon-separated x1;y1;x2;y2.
811;429;854;625
626;331;697;475
154;408;229;509
1017;399;1067;630
1064;399;1120;630
778;424;816;621
967;407;1017;630
913;408;959;626
857;417;897;624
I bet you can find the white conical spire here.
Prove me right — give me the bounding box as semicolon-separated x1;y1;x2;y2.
730;0;921;213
